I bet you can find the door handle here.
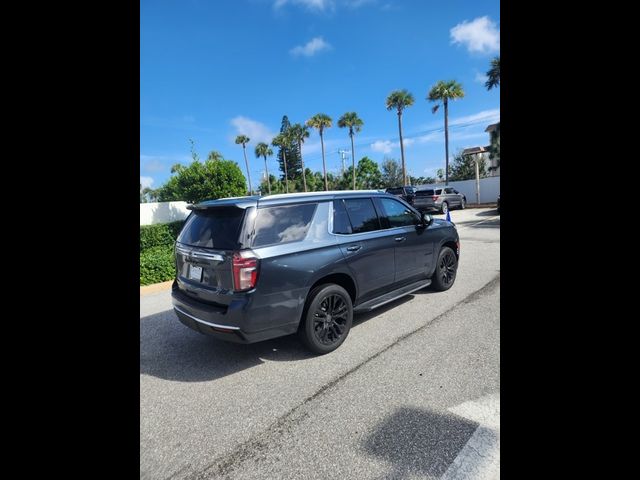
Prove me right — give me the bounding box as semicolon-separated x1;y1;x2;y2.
394;237;406;242
346;245;362;252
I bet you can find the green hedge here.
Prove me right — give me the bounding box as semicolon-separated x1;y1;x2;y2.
140;245;176;286
140;220;185;286
140;221;184;251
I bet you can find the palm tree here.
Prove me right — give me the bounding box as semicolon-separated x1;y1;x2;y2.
288;124;310;192
254;142;273;195
485;57;500;90
235;134;252;194
271;133;290;193
337;112;364;190
385;90;415;187
427;80;465;186
207;150;223;161
306;113;332;191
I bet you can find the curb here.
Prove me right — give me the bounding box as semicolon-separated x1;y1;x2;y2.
140;280;173;296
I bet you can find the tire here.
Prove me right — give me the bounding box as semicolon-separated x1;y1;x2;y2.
430;246;458;291
441;201;449;215
459;197;466;209
298;284;353;354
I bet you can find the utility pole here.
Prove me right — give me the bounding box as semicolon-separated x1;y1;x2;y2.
474;154;481;205
338;149;348;177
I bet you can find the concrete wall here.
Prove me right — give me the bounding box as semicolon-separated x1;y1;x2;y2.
418;176;500;204
140;201;191;225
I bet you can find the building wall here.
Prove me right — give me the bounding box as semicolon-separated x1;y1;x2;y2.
140;201;190;225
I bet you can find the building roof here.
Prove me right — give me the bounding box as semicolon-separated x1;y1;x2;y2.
485;122;499;133
462;146;488;155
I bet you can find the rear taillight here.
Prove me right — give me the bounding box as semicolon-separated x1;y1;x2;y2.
232;251;259;291
432;195;439;201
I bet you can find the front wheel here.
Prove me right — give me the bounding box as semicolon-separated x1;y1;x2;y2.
298;284;353;354
431;246;458;291
460;197;466;209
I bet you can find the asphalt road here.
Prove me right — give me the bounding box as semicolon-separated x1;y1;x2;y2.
140;207;500;480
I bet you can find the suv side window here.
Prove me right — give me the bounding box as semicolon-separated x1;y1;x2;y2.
444;187;454;194
252;203;317;247
332;199;353;234
435;189;443;195
379;198;419;228
343;198;381;233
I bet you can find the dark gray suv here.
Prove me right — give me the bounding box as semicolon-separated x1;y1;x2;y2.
414;187;466;214
172;191;460;354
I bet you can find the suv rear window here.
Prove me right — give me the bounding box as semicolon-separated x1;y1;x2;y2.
386;188;403;195
416;189;435;196
252;203;317;247
178;207;245;250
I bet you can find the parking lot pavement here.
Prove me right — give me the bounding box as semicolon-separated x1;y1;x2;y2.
140;208;500;479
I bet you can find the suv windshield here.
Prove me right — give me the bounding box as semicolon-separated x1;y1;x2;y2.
386;188;403;195
177;207;245;250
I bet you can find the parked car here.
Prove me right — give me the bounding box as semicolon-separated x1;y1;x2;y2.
413;186;466;214
385;186;417;206
172;191;460;354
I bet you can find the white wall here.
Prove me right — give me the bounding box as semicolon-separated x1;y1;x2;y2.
419;176;500;204
140;201;190;225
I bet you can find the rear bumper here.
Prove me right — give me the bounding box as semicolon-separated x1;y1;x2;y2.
171;281;301;343
414;203;439;212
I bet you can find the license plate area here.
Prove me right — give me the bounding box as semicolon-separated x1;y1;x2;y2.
188;264;203;281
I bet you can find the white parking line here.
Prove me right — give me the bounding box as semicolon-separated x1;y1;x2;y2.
441;393;500;480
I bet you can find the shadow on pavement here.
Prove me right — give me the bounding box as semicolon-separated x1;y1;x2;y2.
473;209;499;217
362;406;478;479
140;309;314;383
141;291;428;382
454;218;500;228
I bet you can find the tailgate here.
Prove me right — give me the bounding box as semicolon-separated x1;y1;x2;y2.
174;205;248;304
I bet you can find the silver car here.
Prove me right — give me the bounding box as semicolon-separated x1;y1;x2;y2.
413;186;466;215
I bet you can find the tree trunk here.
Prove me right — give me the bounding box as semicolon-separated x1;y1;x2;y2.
243;145;252;194
350;132;356;190
282;149;289;193
444;99;449;186
398;111;407;186
299;141;307;192
320;130;328;191
264;156;271;195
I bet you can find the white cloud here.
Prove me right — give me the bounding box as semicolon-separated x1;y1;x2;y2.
449;108;500;127
475;72;488;84
140;176;154;189
450;16;500;54
370;138;414;153
371;140;393;154
275;0;333;11
290;37;332;57
230;116;277;144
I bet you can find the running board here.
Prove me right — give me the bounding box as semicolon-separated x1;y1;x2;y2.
353;279;431;313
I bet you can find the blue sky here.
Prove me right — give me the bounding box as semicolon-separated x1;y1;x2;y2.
140;0;500;190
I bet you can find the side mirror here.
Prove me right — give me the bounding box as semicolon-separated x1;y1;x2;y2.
420;212;433;227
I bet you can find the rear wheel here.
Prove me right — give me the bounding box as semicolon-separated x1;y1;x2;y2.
298;284;353;354
431;246;458;291
441;201;449;215
460;197;466;209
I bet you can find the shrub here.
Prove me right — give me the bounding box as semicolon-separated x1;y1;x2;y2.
140;220;184;251
140;245;176;286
